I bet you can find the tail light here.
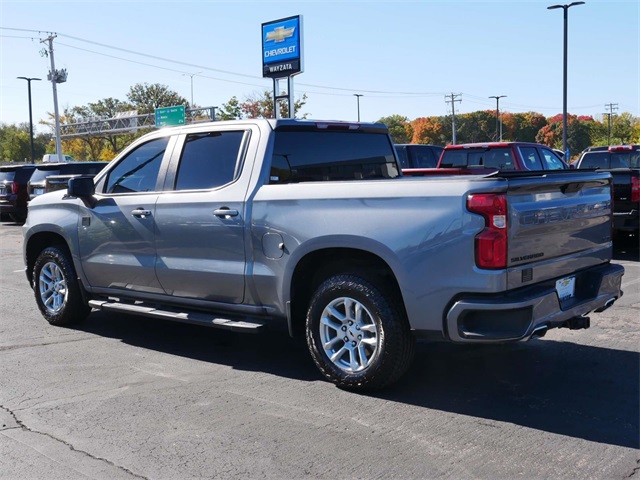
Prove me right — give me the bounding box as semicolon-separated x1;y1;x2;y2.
12;181;19;194
632;176;639;203
467;193;508;269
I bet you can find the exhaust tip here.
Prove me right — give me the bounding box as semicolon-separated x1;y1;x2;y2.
594;297;616;313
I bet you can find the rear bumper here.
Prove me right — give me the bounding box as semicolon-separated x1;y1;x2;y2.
0;197;19;213
446;262;624;343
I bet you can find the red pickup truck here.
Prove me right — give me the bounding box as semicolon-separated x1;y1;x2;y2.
402;142;570;176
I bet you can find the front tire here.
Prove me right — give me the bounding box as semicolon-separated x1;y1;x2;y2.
33;246;90;326
306;274;415;391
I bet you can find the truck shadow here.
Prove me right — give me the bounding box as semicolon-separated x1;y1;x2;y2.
75;312;638;450
387;340;639;450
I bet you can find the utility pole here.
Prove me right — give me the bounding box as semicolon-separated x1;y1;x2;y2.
41;34;67;160
489;95;507;141
445;93;462;145
603;102;618;145
353;94;363;122
182;72;202;107
547;1;585;158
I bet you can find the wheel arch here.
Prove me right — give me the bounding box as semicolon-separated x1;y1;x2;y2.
287;246;406;338
25;231;72;286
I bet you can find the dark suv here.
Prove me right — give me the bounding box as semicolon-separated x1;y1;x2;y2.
576;145;639;235
395;144;444;169
28;161;109;200
0;164;36;222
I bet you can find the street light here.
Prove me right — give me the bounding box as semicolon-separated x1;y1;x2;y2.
353;94;363;122
548;1;585;157
489;95;507;141
17;76;42;162
182;71;202;107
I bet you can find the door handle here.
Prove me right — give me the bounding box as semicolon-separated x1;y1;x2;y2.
213;208;239;218
131;208;152;218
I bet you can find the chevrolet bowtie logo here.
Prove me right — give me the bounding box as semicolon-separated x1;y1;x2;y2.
266;26;295;43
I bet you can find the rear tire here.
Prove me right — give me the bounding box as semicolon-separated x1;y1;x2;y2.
306;274;415;391
33;246;90;326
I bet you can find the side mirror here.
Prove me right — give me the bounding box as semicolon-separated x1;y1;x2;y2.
68;176;95;198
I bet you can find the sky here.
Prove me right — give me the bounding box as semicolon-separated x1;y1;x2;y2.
0;0;638;132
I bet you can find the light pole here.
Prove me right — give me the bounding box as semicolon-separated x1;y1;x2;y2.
182;71;202;107
489;95;507;141
548;1;585;158
353;94;363;122
17;76;42;162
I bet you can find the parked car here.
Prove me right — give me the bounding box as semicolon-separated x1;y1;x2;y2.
575;145;639;235
0;164;36;222
395;144;444;169
28;161;109;200
24;119;623;390
42;154;74;163
437;142;570;170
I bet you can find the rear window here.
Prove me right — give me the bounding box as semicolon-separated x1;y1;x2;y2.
579;152;609;169
409;146;442;168
0;171;16;182
440;147;515;170
30;168;61;183
611;151;640;168
60;163;108;175
270;131;399;184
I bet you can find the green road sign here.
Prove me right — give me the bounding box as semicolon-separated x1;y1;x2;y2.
155;105;185;127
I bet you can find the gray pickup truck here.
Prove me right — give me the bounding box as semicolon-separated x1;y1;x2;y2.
23;119;624;390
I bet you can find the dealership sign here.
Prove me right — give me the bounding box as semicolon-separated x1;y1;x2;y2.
262;15;303;78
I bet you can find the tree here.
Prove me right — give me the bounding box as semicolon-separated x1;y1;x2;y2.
536;114;593;158
409;117;443;145
126;83;188;114
457;111;495;143
218;96;243;120
504;112;547;142
0;123;30;162
377;115;411;144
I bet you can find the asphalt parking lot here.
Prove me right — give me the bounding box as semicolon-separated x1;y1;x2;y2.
1;221;638;479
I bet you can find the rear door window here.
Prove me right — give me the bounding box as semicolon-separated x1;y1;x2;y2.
519;146;544;170
174;131;245;191
539;148;566;170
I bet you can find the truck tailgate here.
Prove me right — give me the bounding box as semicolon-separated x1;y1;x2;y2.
505;171;612;290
